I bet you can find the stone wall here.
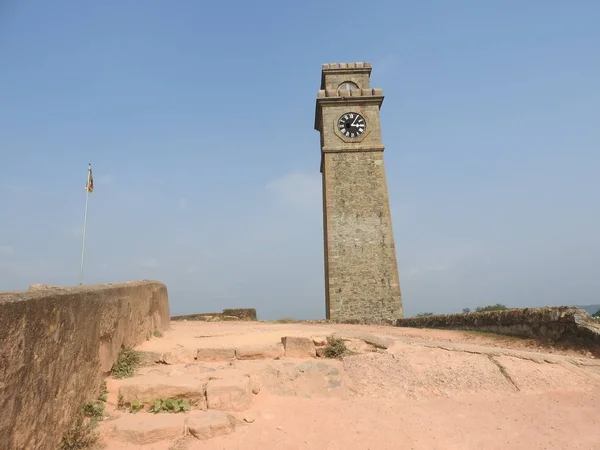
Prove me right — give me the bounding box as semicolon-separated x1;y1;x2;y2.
171;308;257;322
0;280;170;450
396;306;600;355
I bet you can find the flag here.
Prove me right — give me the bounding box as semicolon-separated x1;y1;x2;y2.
85;164;94;193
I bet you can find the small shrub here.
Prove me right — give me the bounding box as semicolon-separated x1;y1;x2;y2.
83;401;105;422
60;416;99;450
274;317;296;323
475;304;509;312
148;398;191;414
97;380;108;403
323;335;352;359
153;330;164;338
462;308;471;314
592;309;600;319
415;312;434;317
61;378;108;450
117;393;125;411
111;347;141;379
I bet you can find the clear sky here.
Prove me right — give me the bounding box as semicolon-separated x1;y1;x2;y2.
1;1;598;319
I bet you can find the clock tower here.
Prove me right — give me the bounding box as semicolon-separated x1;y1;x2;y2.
314;62;403;322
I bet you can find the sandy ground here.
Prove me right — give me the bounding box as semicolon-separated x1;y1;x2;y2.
101;321;600;450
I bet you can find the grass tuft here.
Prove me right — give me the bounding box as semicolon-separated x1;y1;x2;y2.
111;347;141;379
323;335;353;359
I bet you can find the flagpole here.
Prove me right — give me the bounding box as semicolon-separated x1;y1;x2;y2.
78;164;92;285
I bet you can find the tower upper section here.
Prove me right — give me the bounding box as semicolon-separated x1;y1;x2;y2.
314;62;384;132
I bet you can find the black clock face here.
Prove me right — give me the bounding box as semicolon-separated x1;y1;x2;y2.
337;112;366;138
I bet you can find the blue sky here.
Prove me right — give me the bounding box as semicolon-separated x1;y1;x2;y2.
1;1;598;319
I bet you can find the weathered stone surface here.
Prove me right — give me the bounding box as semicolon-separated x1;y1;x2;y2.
333;331;395;349
250;376;261;394
297;361;315;373
312;336;328;346
184;363;217;373
197;347;236;361
160;347;196;364
206;376;253;411
110;413;184;444
119;377;207;409
395;306;600;356
187;410;234;440
236;343;284;360
137;350;163;366
281;336;317;358
0;280;170;450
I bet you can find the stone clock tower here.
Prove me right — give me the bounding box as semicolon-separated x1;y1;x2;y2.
314;62;403;322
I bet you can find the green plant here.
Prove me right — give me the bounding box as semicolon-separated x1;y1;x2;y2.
83;401;105;422
415;312;434;317
111;347;141;379
592;309;600;319
322;335;353;359
462;308;471;314
148;398;191;414
153;330;164;338
97;380;108;403
475;303;509;312
61;377;109;450
117;393;125;411
60;415;100;450
129;400;144;413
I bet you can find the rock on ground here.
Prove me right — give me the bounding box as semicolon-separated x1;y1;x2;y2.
187;410;235;440
197;347;236;362
206;375;254;411
236;344;284;360
281;336;316;358
108;413;185;445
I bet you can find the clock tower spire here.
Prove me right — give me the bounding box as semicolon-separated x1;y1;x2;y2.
314;62;403;322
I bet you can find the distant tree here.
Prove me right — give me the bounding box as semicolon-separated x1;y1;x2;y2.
592;309;600;319
462;308;471;314
415;312;434;317
475;303;509;312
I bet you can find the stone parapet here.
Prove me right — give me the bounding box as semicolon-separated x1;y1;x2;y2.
0;280;170;450
396;306;600;355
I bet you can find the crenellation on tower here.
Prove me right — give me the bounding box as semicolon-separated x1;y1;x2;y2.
314;62;403;323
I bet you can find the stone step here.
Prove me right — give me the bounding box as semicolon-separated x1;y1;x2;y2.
107;412;185;445
117;367;259;412
136;335;347;365
118;375;208;410
105;410;235;445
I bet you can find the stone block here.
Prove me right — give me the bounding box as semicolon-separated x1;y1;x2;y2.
236;343;284;360
196;347;236;362
333;331;395;349
312;336;328;346
160;347;196;364
281;336;316;358
118;377;207;409
187;410;234;440
109;413;184;445
206;376;253;411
